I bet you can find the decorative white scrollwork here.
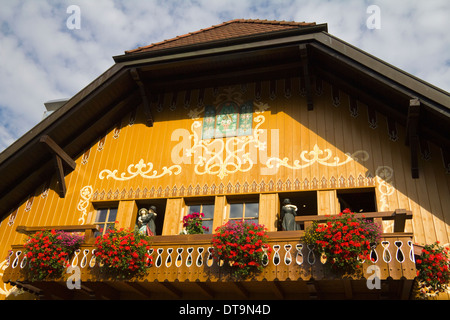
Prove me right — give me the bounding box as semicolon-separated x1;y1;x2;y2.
77;185;93;225
267;144;369;170
376;166;394;212
99;159;182;181
186;115;267;180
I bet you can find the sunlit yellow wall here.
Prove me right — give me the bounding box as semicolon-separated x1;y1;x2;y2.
1;78;449;299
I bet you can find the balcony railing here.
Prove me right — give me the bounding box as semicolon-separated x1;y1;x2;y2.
2;210;416;298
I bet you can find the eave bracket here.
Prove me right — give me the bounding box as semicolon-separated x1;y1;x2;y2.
130;68;154;127
40;135;76;198
299;44;314;110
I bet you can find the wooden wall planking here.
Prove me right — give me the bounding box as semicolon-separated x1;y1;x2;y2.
1;78;450;298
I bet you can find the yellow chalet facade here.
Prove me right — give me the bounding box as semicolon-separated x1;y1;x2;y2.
1;19;450;300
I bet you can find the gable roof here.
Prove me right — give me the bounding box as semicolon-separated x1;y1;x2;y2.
0;19;449;219
126;19;318;54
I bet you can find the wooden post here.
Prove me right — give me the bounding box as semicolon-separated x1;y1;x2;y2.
393;209;407;233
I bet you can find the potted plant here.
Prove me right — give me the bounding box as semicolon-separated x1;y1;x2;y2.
94;228;152;279
303;209;382;274
212;220;271;279
415;241;450;299
181;212;209;234
23;229;84;281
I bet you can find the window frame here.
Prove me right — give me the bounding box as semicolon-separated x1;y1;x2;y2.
184;197;216;234
93;206;118;236
226;199;260;224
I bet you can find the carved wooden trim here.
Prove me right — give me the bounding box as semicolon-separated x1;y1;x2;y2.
130;68;154;127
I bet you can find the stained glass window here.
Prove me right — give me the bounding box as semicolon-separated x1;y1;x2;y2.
237;101;253;136
202;105;216;139
201;101;253;139
215;101;239;138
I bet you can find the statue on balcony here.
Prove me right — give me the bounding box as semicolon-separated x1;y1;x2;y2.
137;206;157;236
281;198;298;231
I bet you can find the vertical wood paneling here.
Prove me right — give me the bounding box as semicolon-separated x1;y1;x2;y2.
259;193;279;231
163;198;183;235
1;77;450;300
318;190;338;216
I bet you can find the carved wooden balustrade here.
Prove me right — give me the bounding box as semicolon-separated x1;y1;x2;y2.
3;210;416;289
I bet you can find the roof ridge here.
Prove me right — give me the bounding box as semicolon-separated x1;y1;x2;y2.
125;19;316;54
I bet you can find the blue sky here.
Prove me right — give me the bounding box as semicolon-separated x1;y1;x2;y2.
0;0;449;152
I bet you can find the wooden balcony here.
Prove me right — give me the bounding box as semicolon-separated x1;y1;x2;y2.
3;210;417;300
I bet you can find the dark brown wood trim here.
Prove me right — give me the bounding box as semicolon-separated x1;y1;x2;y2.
53;155;66;198
406;98;421;178
299;44;313;110
39;135;76;171
130;68;154;127
39;135;77;198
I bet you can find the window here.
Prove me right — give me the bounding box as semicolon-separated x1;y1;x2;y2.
279;191;318;216
94;207;118;236
228;202;259;224
337;188;376;213
136;199;167;236
201;101;253;139
188;203;214;234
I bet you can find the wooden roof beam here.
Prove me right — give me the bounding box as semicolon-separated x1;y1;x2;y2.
39;135;76;198
299;44;313;110
39;135;76;170
130;68;154;127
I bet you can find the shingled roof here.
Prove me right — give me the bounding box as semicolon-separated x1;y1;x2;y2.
125;19;317;54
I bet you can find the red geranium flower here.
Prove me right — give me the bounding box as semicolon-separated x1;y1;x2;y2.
212;220;271;279
23;229;84;281
415;242;450;298
303;209;381;274
94;228;153;279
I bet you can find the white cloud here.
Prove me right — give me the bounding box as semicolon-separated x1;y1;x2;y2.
0;0;448;152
